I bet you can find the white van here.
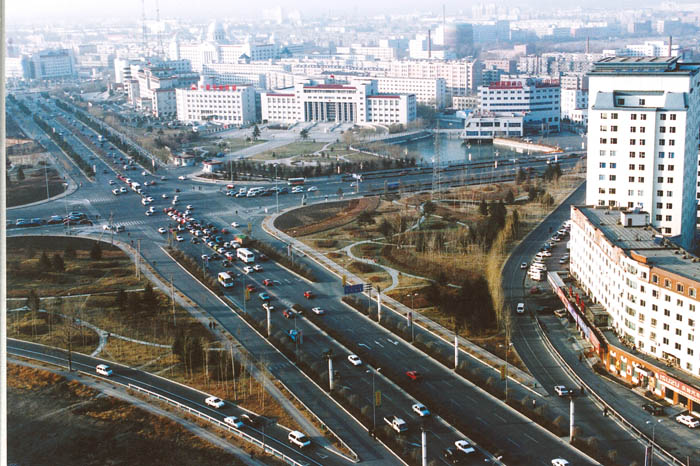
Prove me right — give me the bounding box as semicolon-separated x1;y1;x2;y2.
237;248;255;263
288;430;311;449
218;272;234;288
96;364;113;376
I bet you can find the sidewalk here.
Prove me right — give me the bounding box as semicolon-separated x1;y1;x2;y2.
262;209;547;396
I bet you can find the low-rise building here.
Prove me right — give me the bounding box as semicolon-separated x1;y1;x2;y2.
175;84;257;126
461;111;524;140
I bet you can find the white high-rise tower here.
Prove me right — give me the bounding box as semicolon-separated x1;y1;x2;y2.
586;56;700;250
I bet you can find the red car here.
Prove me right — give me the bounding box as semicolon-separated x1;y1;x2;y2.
303;290;314;299
406;371;422;381
283;309;294;319
263;279;273;286
246;284;256;292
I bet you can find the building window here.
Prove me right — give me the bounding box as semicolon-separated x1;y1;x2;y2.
677;284;685;293
660;114;666;120
664;323;670;330
652;275;659;284
611;113;618;119
640;114;646;120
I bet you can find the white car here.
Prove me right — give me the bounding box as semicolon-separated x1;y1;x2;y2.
516;302;525;314
112;188;120;195
224;416;243;428
307;186;318;192
253;264;263;272
119;187;127;193
311;307;325;315
161;193;168;199
676;414;700;428
348;354;362;366
205;396;224;409
178;175;186;180
551;460;570;466
108;180;115;185
201;254;210;261
158;227;167;234
175;235;184;242
243;266;253;274
554;385;571;397
412;403;430;417
454;440;475;455
145;210;153;216
520;262;528;269
103;224;113;231
186;204;193;210
146;196;154;202
231;221;239;228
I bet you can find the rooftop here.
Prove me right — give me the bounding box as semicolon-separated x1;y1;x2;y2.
590;56;700;76
575;206;700;283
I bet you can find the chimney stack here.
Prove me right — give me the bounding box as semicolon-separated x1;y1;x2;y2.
668;35;672;57
428;29;432;58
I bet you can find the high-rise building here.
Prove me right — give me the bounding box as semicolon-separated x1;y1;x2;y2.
22;49;76;81
586;56;700;250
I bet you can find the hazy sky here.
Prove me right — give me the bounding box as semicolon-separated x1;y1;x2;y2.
8;0;658;24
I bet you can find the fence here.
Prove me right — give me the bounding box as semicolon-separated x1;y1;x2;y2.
127;383;310;466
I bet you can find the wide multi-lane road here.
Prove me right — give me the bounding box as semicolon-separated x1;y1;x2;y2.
9;93;596;465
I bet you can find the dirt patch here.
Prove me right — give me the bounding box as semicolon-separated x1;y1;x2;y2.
275;197;380;237
7;363;245;466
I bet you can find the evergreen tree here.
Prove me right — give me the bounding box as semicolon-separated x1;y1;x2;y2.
90;242;102;260
478;198;489;216
505;190;515;204
17;166;25;181
52;253;65;272
39;251;51;269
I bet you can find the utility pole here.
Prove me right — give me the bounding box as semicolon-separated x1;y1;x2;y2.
431;122;441;200
170;274;176;326
421;427;428;466
569;397;575;443
136;239;141;279
109;211;114;245
376;287;382;323
266;304;271;337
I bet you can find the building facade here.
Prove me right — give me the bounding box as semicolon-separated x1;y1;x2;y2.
261;80;416;125
478;77;561;132
461;111;524;140
388;59;481;102
585;57;700;250
23;49;76;80
570;206;700;380
175;84;257;126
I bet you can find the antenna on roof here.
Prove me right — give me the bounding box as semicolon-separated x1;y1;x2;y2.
141;0;147;54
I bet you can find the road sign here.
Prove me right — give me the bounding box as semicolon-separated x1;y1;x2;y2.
364;284;372;292
344;284;364;295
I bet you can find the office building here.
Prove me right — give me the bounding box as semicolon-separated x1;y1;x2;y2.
478;77;560;132
461;111;524;140
22;49;76;80
561;73;588;127
262;79;416;125
388;59;481;102
586;57;700;250
175;83;257;126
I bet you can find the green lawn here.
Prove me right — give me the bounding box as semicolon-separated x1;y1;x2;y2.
251;141;326;160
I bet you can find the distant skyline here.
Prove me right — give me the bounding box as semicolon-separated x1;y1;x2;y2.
7;0;669;24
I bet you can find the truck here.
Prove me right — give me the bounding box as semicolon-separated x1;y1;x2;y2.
384;415;407;433
130;182;141;192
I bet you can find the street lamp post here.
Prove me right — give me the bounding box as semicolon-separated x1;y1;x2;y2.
274;164;279;214
407;292;418;343
646;419;661;466
367;367;381;434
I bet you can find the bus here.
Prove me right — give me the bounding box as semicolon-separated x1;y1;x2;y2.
287;178;305;186
237;248;255;263
218;272;234;288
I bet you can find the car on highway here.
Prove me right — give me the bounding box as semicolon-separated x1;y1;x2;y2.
48;216;64;224
412;403;430;417
178;175;186;180
642;403;664;416
205;396;225;409
240;414;261;427
119;187;127;193
311;307;325;315
551;460;569;466
145;210;153;216
96;364;112;376
307;186;318;192
201;254;210;261
222;260;232;268
175;235;184;242
262;303;274;312
348;354;362;366
554;385;571;397
263;279;273;286
253;264;263;272
243;266;253;274
516;302;525;314
158;227;167;234
224;416;243;428
108;180;115;185
554;309;568;318
406;371;422;381
454;440;475;455
520;262;528;269
283;309;295;319
162;193;169;199
116;225;126;232
288;430;311;449
259;292;270;301
676;414;700;428
186;205;193;210
303;290;314;299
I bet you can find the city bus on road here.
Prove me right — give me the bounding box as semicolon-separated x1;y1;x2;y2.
287;178;305;186
237;248;255;263
218;272;234;288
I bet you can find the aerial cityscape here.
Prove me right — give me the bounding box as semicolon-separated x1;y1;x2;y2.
5;1;700;465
